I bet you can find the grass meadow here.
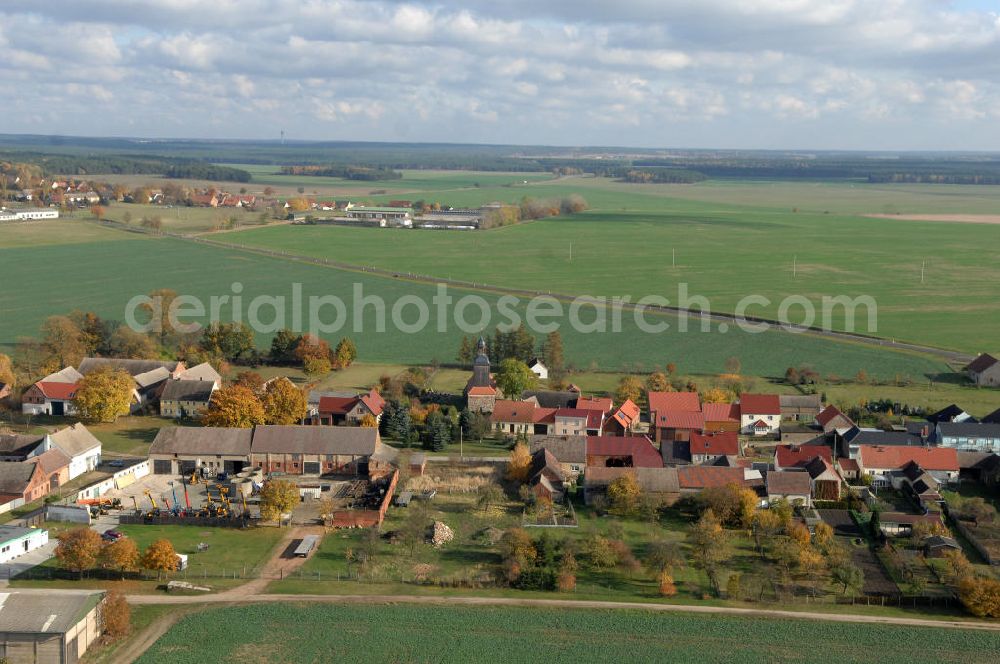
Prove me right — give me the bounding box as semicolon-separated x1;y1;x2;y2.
0;221;946;379
135;602;1000;664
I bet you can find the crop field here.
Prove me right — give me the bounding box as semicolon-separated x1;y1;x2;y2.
136;602;1000;664
0;221;946;378
232;177;1000;353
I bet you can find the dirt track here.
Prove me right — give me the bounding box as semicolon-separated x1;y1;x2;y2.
863;213;1000;225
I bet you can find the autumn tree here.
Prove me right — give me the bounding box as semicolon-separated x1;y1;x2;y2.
101;538;139;577
699;483;758;529
259;479;299;524
645;539;684;574
333;337;358;369
73;368;134;422
687;509;730;595
202;385;266;428
506;441;532;484
108;326;159;359
958;576;1000;618
90;204;106;221
270;329;302;364
830;559;864;595
541;330;564;372
141;539;178;577
751;509;783;557
495;359;536;399
55;528;103;575
724;356;742;374
200;322;255;363
615;375;643;404
40;315;89;368
658;570;677;597
262;378;308;425
101;591;131;641
457;335;474;365
140;288;180;344
295;334;333;375
234;370;266;395
607;473;641;516
0;353;15;389
646;372;670;393
700;388;731;404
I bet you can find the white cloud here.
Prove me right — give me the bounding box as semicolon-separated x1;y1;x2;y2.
0;0;998;147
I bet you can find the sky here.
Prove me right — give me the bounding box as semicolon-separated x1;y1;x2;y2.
2;1;1000;150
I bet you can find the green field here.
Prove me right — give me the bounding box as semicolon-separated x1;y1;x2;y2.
230;178;1000;353
0;220;947;378
136;603;1000;663
227;164;557;193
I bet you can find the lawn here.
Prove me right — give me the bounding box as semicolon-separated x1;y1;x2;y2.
10;524;284;593
135;602;1000;664
230;177;1000;353
0;221;948;378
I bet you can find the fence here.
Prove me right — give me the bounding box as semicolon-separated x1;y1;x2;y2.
119;513;251;528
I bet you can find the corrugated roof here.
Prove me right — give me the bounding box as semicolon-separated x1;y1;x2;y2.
0;589;103;634
150;426;253;457
702;402;739;422
49;423;101;457
530;435;587;464
251;425;378;456
160;379;216;403
766;470;812;496
78;357;180;377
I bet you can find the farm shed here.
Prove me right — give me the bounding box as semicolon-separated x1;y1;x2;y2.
0;589;103;664
409;453;427;477
0;526;48;564
149;427;253;476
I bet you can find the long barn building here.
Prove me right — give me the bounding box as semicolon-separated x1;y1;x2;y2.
149;425;397;479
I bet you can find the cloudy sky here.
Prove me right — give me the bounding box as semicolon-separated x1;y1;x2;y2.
2;0;1000;150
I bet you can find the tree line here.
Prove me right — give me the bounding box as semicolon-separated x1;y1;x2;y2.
279;164;403;180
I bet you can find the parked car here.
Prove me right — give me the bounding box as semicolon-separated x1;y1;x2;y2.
102;529;124;542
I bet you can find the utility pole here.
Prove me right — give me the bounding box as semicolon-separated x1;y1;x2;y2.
672;247;675;268
569;242;573;261
793;254;797;278
460;428;464;460
921;260;925;285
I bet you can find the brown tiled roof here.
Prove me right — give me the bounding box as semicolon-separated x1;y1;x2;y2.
740;394;781;415
766;470;812;496
966;353;999;373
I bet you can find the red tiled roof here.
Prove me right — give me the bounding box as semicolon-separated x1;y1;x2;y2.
766;470;812;496
37;381;79;400
677;466;753;489
703;402;739;422
775;444;833;469
816;405;847;427
740;393;781;415
690;432;739;456
859;445;959;472
586;436;662;468
611;399;640;428
318;396;355;415
467;386;497;396
359;389;385;417
575;396;613;413
554;408;591;419
491;399;537;424
838;458;860;472
533;407;557;424
751;419;770;429
648;391;700;415
657;410;706;430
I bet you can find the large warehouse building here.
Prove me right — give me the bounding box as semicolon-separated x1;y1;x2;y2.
0;589;104;663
